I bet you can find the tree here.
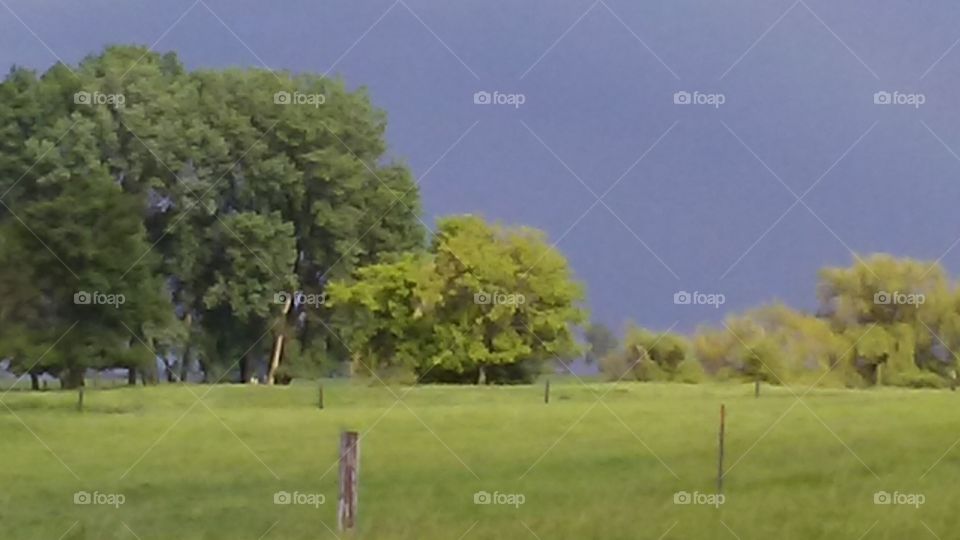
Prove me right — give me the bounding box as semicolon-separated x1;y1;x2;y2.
327;215;586;384
0;45;425;384
691;304;845;385
327;254;435;378
0;136;172;387
818;254;952;385
600;324;696;382
200;212;297;382
584;322;618;365
427;216;586;383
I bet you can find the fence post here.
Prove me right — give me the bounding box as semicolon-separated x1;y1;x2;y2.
544;379;550;404
318;382;325;410
754;378;760;398
77;386;84;412
338;431;360;531
717;404;725;494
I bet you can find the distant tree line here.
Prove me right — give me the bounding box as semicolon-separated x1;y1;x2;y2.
597;254;960;389
4;46;951;391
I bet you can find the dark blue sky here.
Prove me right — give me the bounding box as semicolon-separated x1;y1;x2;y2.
4;0;960;333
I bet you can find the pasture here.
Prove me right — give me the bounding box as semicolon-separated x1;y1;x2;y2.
1;380;958;539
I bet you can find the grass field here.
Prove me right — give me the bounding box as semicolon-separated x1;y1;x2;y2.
2;379;960;539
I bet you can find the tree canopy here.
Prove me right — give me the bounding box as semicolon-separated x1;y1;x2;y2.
0;46;424;386
327;215;587;384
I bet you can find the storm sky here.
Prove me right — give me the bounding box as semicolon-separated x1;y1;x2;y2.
4;0;960;333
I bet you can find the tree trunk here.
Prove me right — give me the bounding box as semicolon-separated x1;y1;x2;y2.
240;355;251;383
180;313;193;383
267;334;284;385
267;295;293;385
61;366;85;390
477;365;486;385
128;367;137;386
29;372;39;391
143;364;159;385
179;344;191;383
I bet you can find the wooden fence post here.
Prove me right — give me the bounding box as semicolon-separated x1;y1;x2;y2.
338;431;360;531
717;404;725;494
318;383;325;410
544;379;550;404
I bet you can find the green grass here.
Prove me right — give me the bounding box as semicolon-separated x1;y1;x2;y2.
2;379;960;539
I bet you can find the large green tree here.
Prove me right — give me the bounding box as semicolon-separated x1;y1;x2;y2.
0;45;425;384
818;254;952;385
328;215;586;384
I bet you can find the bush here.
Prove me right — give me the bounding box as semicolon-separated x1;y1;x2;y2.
599;350;633;381
885;371;949;389
633;357;668;382
674;359;706;383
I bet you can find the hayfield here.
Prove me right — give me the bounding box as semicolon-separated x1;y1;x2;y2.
1;380;959;539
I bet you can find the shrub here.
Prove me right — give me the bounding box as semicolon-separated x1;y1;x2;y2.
886;371;949;389
674;359;706;384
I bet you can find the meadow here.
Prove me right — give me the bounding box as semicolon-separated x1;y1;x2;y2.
1;379;959;539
